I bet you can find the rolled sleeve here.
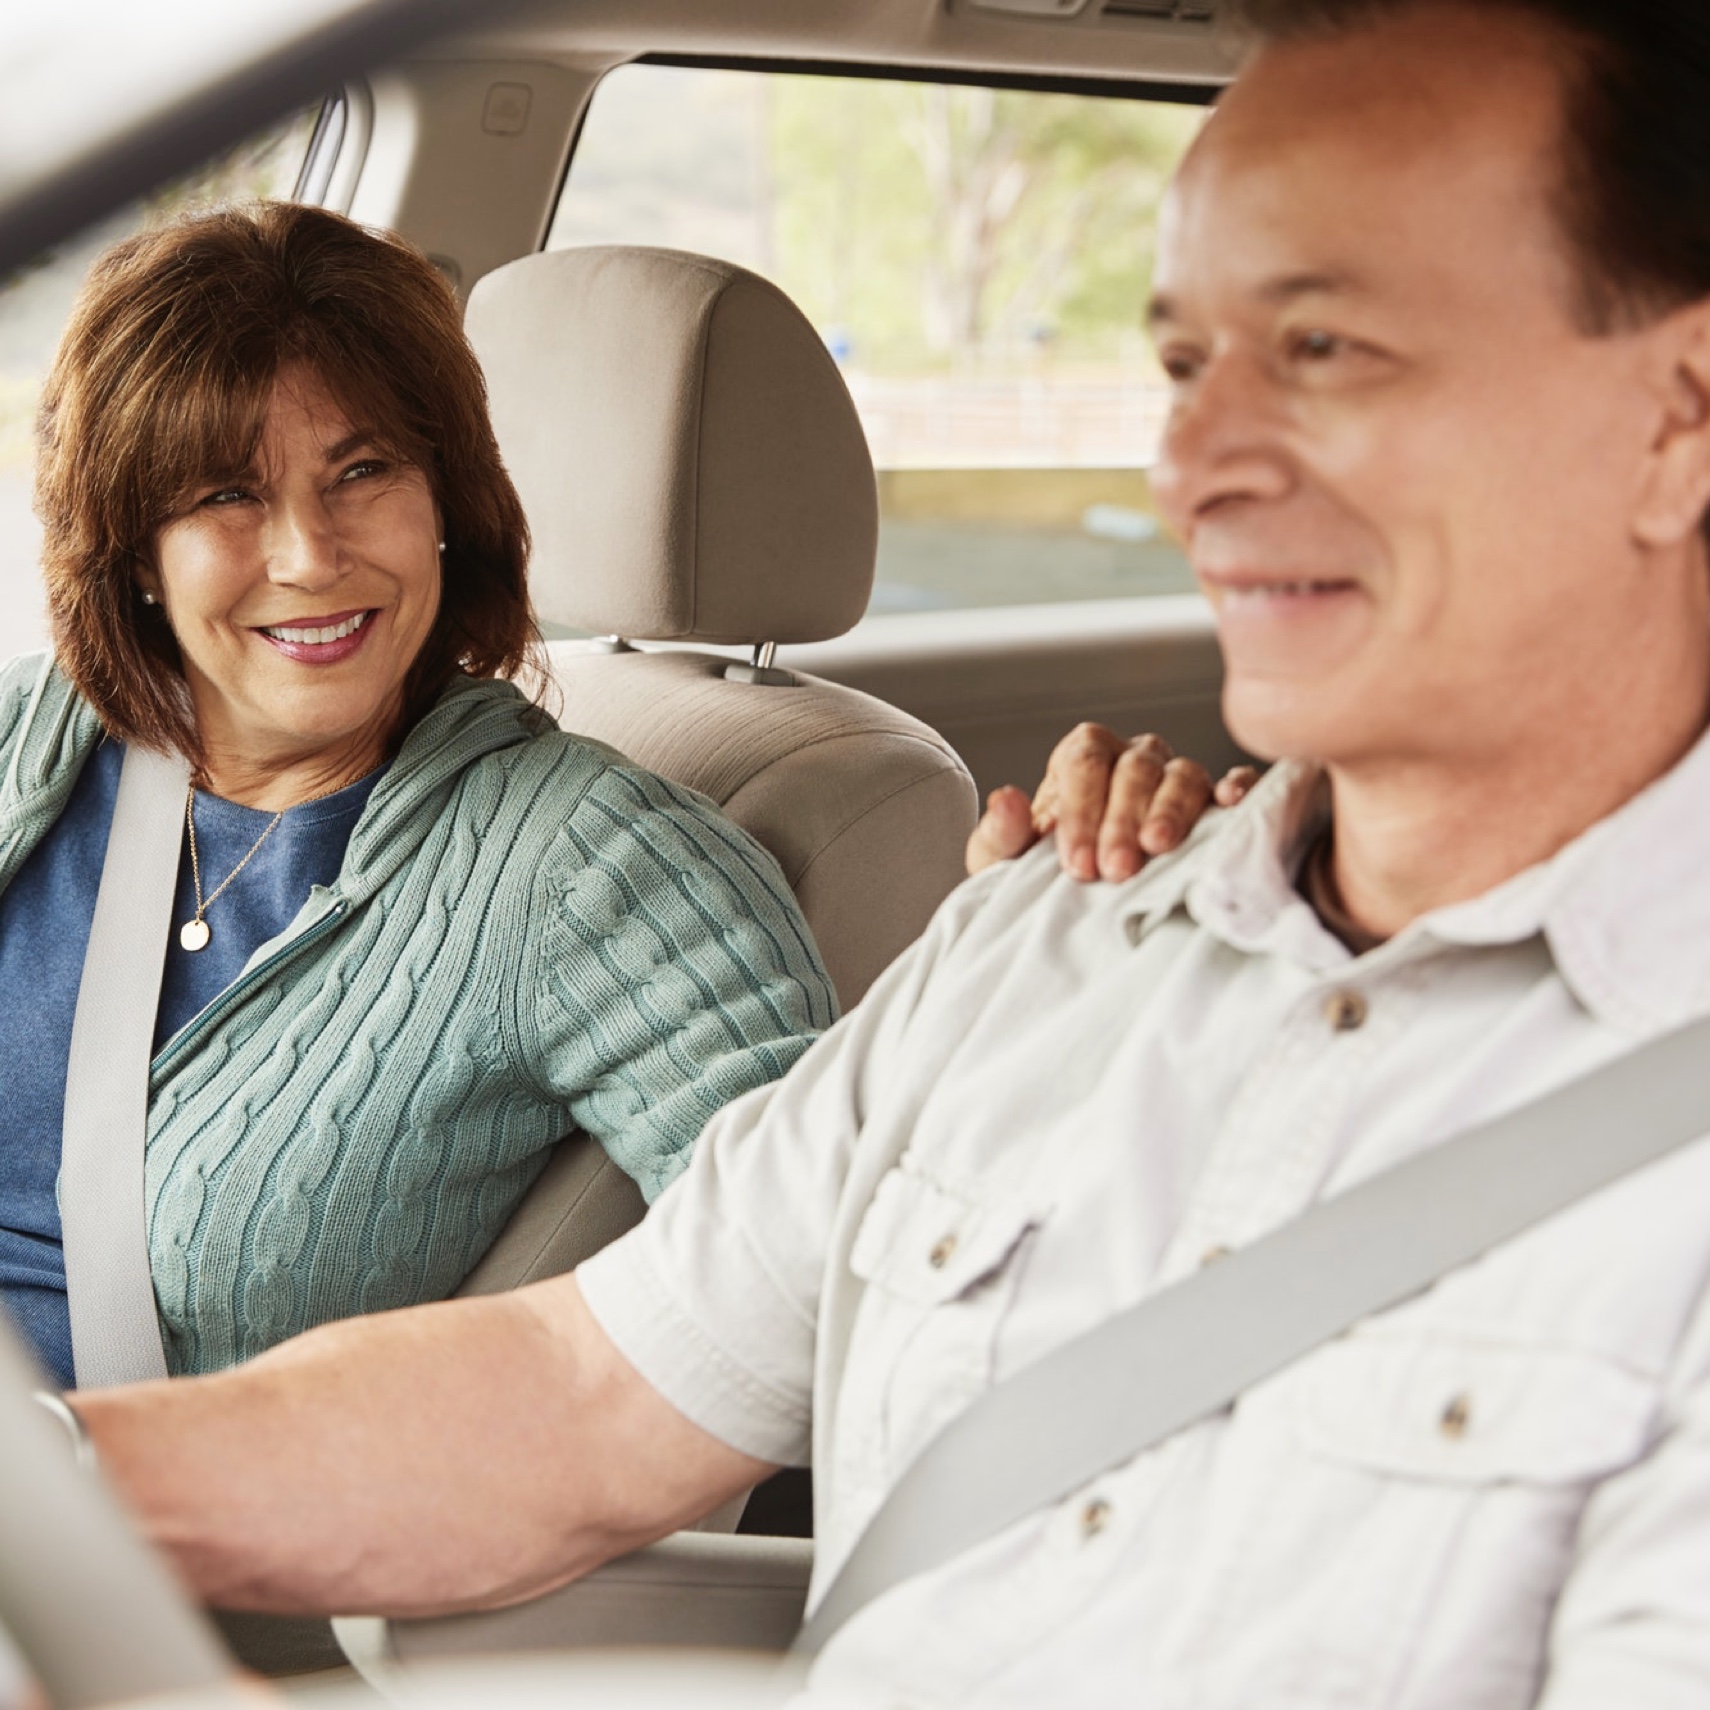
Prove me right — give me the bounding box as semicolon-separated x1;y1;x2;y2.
575;866;1006;1468
579;1093;814;1465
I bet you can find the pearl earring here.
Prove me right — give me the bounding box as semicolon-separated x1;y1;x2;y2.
437;540;446;553
140;591;158;606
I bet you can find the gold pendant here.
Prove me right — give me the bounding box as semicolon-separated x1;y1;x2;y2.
180;918;211;953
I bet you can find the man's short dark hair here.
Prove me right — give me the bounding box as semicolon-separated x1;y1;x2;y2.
1238;0;1710;331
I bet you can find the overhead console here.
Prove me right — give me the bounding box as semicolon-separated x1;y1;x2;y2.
961;0;1214;21
448;0;1241;92
946;0;1242;81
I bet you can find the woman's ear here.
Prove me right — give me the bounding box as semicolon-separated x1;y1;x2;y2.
1634;301;1710;550
134;557;163;607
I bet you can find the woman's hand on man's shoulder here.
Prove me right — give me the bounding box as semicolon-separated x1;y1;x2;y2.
964;725;1260;883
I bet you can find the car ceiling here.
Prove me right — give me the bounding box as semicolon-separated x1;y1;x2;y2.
0;0;1239;285
0;0;531;277
437;0;1244;88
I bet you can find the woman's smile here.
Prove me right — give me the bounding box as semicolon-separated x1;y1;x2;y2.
255;606;378;663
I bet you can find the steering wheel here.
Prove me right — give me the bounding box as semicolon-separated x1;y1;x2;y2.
0;1319;237;1708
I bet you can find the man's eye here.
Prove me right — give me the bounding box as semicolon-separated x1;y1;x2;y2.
1158;347;1205;384
1289;328;1346;362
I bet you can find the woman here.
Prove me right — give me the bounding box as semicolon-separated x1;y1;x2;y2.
0;201;837;1388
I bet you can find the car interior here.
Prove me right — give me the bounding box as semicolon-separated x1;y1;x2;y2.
0;0;1257;1702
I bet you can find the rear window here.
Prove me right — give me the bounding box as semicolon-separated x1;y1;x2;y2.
549;63;1205;619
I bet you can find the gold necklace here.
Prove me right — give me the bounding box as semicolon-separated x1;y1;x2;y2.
179;785;284;953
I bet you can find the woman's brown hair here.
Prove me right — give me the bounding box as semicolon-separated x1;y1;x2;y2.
35;201;539;758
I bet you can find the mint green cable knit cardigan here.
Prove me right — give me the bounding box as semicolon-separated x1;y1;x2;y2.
0;655;837;1375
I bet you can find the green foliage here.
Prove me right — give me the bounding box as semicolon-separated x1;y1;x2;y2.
768;78;1201;372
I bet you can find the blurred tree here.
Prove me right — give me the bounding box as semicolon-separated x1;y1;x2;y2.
769;78;1201;371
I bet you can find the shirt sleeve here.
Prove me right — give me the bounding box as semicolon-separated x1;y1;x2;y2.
1540;1277;1710;1708
577;856;1021;1466
520;762;838;1203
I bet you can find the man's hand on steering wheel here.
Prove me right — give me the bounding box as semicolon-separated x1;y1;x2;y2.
966;725;1260;882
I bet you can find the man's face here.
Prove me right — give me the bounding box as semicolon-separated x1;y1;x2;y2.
1148;4;1697;770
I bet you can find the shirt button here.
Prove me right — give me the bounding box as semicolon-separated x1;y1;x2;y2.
1080;1498;1113;1539
1200;1244;1232;1268
1439;1393;1473;1439
929;1234;958;1269
1323;989;1369;1032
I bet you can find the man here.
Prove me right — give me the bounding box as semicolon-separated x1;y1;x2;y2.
69;1;1710;1702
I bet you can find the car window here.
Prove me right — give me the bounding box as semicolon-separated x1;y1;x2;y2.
549;62;1205;619
0;107;319;660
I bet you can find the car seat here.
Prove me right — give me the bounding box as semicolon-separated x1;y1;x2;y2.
226;251;974;1678
453;246;978;1299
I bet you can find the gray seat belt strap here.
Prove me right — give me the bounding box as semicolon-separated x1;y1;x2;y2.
796;1008;1710;1654
61;742;189;1388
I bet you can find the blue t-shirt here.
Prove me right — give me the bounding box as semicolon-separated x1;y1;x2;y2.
0;742;380;1386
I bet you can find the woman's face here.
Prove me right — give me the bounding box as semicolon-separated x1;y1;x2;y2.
145;363;442;801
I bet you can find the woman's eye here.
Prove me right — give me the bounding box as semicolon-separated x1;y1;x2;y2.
339;458;388;483
198;485;253;508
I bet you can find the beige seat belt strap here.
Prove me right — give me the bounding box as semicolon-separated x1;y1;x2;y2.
61;742;188;1388
796;1008;1710;1654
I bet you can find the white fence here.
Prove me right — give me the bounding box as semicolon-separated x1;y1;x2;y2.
846;373;1171;470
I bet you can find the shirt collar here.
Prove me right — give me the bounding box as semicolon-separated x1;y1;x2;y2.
1116;727;1710;1036
1116;759;1347;972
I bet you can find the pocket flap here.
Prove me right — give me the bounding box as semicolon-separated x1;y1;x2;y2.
1293;1333;1658;1486
849;1161;1039;1306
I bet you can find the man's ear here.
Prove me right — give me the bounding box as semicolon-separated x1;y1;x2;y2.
1634;299;1710;550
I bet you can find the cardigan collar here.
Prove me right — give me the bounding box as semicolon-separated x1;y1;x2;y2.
0;656;558;908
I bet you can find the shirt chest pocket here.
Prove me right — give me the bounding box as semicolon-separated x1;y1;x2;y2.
1290;1333;1658;1485
838;1161;1042;1482
1231;1331;1663;1706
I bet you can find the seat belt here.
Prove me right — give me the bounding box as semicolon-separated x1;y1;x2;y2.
796;1006;1710;1655
61;742;189;1389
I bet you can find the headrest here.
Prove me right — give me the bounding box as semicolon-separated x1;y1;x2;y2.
466;246;878;645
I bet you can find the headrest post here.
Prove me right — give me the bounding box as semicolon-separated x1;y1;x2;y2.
589;635;637;655
724;639;797;689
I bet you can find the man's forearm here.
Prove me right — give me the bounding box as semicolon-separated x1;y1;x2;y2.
73;1278;768;1618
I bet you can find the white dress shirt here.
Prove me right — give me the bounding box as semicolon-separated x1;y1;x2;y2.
580;733;1710;1709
